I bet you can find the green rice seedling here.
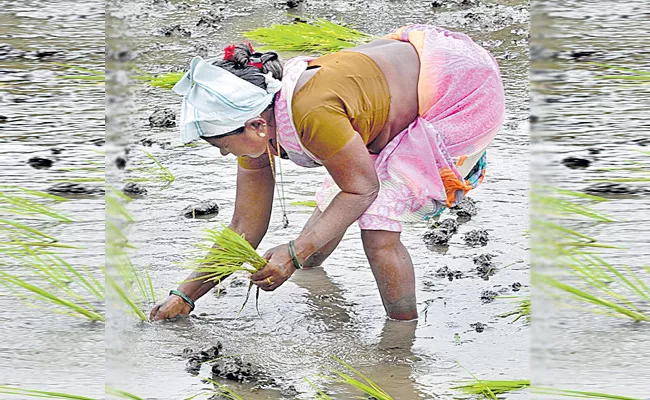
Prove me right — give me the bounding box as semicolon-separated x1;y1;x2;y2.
105;188;157;321
126;150;175;188
52;62;105;82
316;355;394;400
104;387;145;400
0;386;98;399
304;378;332;399
452;379;530;398
590;62;650;82
243;17;374;54
533;272;648;322
532;386;642;399
132;69;186;90
497;297;531;323
186;379;244;400
290;200;318;207
0;186;72;222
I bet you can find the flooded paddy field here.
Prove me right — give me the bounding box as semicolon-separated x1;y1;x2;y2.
106;0;530;398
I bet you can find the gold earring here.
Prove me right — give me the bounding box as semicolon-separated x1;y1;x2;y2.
260;132;266;137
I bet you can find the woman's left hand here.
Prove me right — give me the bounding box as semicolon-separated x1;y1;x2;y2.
251;244;297;291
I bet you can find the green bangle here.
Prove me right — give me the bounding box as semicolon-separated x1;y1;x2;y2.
170;289;195;312
288;240;302;270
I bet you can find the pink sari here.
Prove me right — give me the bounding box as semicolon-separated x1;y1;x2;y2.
274;25;505;232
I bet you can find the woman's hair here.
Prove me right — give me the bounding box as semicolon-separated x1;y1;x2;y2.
212;43;283;90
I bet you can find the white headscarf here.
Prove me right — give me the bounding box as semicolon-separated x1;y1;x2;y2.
172;56;282;144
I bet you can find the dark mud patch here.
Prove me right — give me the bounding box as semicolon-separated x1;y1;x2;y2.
196;10;224;29
480;290;498;304
473;254;496;280
211;356;276;386
450;196;477;221
28;156;54;169
562;156;590;169
470;322;487;333
182;344;223;375
432;3;528;32
160;24;191;37
182;200;220;218
584;182;642;196
115;156;127;170
47;182;104;196
140;137;172;148
122;182;148;197
511;282;522;292
435;266;464;281
462;229;488;247
149;107;176;128
423;218;459;246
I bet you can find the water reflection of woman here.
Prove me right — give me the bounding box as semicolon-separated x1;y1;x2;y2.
150;24;505;322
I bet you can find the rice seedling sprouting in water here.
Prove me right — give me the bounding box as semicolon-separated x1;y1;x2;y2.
451;363;529;399
52;62;105;83
126;150;175;188
0;386;98;399
497;297;531;324
106;187;157;321
305;355;394;400
590;62;650;83
290;200;318;207
243;17;374;54
532;386;643;400
0;187;104;321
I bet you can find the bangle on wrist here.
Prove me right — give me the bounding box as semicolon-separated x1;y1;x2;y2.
288;240;303;270
170;289;195;312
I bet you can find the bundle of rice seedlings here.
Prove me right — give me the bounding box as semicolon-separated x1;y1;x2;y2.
590;62;650;82
243;17;374;54
452;379;530;398
497;297;531;324
533;386;642;399
0;186;72;223
125;150;175;188
183;225;267;284
0;386;98;399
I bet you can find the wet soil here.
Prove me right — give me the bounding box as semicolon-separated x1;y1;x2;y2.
463;229;489;247
122;182;148;196
149;107;177;128
46;182;105;196
27;156;54;169
181;200;220;218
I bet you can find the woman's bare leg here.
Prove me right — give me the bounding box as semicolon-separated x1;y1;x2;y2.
361;229;418;320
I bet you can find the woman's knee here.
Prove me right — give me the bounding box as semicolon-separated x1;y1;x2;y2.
361;230;401;254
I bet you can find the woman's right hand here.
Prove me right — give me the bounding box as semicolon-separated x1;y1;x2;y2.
150;294;192;321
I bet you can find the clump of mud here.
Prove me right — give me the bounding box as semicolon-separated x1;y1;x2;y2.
423;218;458;246
122;182;147;196
196;9;223;28
584;182;640;196
182;200;220;218
160;24;191;37
470;322;487;333
512;282;522;292
463;229;488;247
47;182;104;196
473;254;495;280
181;343;223;375
562;156;590;169
480;290;497;304
450;196;477;220
211;356;276;386
435;266;464;281
28;156;54;169
149;107;176;128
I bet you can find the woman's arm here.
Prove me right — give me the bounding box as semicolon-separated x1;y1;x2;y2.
293;135;379;261
150;155;275;319
250;135;379;290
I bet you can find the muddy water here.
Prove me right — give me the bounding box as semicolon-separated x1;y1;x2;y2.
531;1;650;397
105;0;530;398
0;0;105;397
